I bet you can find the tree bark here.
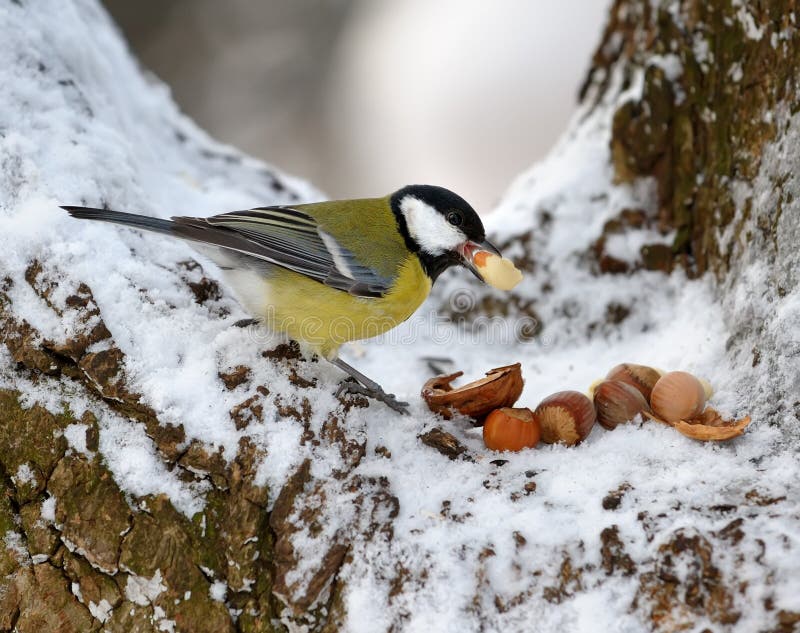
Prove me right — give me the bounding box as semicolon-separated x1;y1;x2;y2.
582;0;800;426
588;0;799;277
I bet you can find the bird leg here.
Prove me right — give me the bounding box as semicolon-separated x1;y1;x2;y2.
331;357;409;415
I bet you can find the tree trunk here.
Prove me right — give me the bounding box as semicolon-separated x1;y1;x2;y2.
588;0;798;272
584;0;799;427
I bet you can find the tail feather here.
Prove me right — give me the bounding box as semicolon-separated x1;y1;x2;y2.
61;205;274;264
61;206;177;237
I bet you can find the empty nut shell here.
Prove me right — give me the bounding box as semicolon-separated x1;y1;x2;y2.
605;363;661;401
421;363;523;422
483;407;541;451
534;391;597;446
649;371;706;423
671;407;751;441
593;380;651;430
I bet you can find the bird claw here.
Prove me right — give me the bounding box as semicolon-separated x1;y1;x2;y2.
337;379;410;415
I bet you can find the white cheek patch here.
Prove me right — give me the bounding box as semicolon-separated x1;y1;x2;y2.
400;195;466;255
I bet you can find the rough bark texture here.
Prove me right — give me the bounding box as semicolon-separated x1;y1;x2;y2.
575;1;800;629
587;0;799;278
583;0;800;436
0;274;380;631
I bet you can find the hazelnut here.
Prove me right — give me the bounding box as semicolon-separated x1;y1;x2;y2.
650;371;706;423
483;407;540;452
593;380;651;430
421;363;523;422
605;363;661;401
534;391;596;446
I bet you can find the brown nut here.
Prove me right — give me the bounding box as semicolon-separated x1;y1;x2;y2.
421;363;523;422
605;363;661;401
483;407;540;452
593;380;651;430
534;391;596;446
650;371;706;423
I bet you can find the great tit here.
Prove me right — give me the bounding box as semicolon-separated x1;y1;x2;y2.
62;185;504;414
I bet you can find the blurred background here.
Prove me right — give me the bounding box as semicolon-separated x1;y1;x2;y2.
104;0;611;210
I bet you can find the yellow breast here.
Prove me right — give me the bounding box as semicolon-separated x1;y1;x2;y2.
232;255;431;359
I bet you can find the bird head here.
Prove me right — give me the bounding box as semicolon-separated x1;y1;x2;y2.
390;184;501;283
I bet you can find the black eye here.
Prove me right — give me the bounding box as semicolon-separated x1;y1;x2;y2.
446;211;463;226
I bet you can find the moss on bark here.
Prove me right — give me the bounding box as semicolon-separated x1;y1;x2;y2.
587;0;800;277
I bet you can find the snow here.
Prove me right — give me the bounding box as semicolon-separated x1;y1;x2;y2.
40;496;56;522
693;36;712;67
97;411;209;518
0;1;797;631
63;423;90;455
89;598;113;623
154;606;176;633
3;532;30;567
734;2;765;41
603;228;674;265
648;53;683;82
125;569;167;606
209;580;228;603
12;463;37;487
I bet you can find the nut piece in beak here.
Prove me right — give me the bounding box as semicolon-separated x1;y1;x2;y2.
472;251;523;291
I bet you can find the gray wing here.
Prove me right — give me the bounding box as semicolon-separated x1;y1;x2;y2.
63;204;394;297
179;206;394;298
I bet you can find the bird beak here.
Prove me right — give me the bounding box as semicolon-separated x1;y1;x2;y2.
458;239;502;283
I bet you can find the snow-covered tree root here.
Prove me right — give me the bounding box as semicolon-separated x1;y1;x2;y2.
0;1;798;632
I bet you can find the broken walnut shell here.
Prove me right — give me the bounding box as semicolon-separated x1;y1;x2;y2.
534;390;597;446
421;363;523;422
